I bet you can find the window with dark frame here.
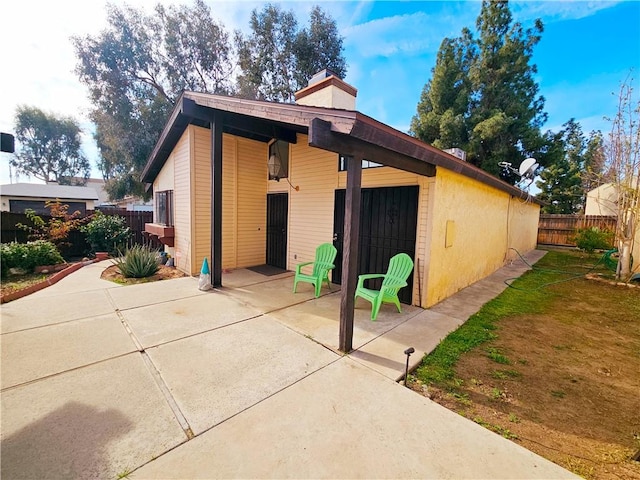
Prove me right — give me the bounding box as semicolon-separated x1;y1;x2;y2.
338;154;383;171
155;190;174;226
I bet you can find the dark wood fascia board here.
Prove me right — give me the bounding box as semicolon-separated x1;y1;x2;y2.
182;97;300;144
309;118;436;177
141;103;190;183
350;115;541;203
185;92;357;134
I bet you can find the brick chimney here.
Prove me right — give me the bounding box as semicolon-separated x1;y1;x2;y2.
294;69;357;110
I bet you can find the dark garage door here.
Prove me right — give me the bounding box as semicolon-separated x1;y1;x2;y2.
333;186;419;305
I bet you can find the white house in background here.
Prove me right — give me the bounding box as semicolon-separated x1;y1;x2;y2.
585;183;617;216
82;178;109;205
0;183;99;215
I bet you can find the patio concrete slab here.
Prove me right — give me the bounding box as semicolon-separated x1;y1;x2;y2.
268;291;423;351
221;276;322;312
221;268;293;288
1;353;186;480
350;310;464;381
145;315;339;435
107;276;205;311
122;292;262;348
1;313;138;389
0;289;115;333
134;357;577;479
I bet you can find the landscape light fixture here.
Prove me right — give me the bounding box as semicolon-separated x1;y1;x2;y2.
404;347;415;386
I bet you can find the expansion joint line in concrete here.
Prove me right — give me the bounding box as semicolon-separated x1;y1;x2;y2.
104;290;194;439
139;351;194;440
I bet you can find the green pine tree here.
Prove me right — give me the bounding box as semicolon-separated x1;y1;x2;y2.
411;0;546;182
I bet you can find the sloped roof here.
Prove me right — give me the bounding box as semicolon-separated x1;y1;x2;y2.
141;91;539;202
0;183;99;200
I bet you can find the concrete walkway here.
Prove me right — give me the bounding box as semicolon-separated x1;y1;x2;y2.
0;251;577;479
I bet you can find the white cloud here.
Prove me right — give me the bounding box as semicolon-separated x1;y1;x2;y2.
343;5;479;58
511;0;622;23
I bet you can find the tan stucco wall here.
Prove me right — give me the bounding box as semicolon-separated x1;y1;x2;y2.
585;183;617;216
423;168;540;307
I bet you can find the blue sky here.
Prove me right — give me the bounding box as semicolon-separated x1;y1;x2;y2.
0;0;638;185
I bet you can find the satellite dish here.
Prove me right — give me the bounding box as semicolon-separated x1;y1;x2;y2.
519;157;539;180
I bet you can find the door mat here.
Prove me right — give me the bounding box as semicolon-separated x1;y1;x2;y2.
247;264;288;276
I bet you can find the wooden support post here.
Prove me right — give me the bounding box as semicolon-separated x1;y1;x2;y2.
210;112;223;287
339;155;362;353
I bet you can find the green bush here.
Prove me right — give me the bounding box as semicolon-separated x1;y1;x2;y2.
1;240;64;278
573;227;614;253
112;245;159;278
81;212;131;254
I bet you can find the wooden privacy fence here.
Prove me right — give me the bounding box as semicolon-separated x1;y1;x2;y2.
0;209;161;257
537;214;617;247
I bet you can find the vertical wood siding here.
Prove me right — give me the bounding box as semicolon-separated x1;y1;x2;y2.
192;128;240;272
172;129;192;273
287;136;339;269
236;137;268;267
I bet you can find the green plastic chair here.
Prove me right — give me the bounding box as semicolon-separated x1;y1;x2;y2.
355;253;414;321
293;243;338;298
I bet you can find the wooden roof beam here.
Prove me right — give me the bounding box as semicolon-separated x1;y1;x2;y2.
309;118;435;177
182;98;298;144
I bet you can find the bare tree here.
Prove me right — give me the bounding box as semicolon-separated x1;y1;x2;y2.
607;75;640;279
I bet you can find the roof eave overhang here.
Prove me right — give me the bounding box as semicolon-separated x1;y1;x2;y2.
346;113;542;203
142;92;540;204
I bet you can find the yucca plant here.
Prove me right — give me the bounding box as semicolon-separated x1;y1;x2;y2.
112;245;159;278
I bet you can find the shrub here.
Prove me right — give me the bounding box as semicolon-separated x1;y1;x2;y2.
1;240;64;278
81;212;131;255
17;201;87;250
574;227;614;253
112;245;159;278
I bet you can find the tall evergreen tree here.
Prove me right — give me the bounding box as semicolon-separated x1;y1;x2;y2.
411;0;546;182
581;130;607;195
409;34;473;150
536;119;586;213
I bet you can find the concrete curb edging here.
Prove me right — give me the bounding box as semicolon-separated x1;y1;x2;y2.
1;262;85;304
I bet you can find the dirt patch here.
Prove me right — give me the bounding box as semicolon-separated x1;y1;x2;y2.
1;272;56;297
101;264;188;285
411;277;640;479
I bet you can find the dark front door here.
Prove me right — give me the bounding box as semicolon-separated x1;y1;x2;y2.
333;186;419;304
266;193;288;269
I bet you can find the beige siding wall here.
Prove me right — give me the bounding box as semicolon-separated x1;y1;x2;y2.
169;129;192;274
192;126;212;274
154;154;175;193
424;168;540;306
287;136;338;269
191;128;261;273
236;137;268;267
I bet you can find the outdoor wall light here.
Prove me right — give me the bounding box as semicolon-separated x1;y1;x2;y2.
268;153;282;181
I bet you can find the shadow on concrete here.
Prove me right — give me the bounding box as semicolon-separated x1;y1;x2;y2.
1;401;133;479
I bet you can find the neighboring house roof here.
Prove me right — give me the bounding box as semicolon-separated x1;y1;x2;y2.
141;91;540;203
0;183;99;200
